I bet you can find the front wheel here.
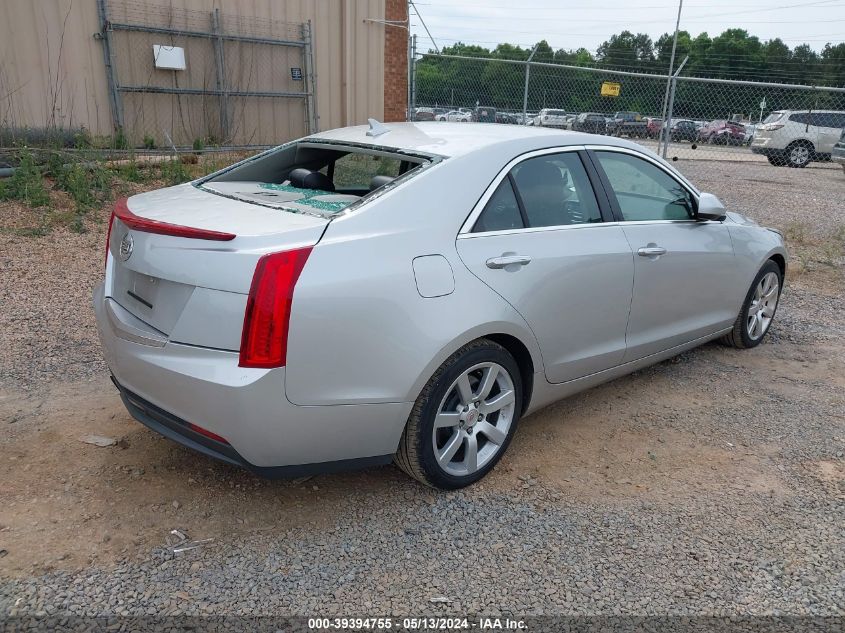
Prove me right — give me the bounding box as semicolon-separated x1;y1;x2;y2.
721;260;783;349
394;339;522;489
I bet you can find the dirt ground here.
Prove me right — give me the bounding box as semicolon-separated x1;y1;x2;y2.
1;160;844;605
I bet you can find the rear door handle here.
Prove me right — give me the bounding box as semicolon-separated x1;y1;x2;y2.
637;246;667;258
486;255;532;269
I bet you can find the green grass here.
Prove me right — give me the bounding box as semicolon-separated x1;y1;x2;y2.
0;150;50;207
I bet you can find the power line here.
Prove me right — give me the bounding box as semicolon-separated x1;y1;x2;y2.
409;0;440;54
413;32;844;46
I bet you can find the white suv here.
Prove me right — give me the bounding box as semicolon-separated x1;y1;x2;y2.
751;110;845;167
535;109;569;128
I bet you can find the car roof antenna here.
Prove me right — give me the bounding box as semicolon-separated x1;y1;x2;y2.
366;118;391;137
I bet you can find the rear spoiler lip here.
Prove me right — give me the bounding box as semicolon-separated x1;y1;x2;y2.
114;197;236;241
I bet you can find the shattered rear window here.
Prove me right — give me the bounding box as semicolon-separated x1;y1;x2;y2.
198;140;436;218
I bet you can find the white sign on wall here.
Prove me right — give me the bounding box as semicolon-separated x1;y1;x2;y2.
153;45;186;70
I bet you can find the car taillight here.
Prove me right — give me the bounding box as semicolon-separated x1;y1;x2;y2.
105;209;116;269
112;197;236;241
239;247;313;368
762;123;785;131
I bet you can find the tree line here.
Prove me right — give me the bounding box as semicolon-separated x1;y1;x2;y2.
415;29;845;120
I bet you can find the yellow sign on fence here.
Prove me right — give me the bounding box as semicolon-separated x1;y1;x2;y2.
601;81;621;97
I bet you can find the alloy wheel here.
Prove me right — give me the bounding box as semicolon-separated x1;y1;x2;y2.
789;144;810;166
432;362;516;477
747;271;780;340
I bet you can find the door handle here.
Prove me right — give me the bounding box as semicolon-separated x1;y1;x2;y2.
637;246;667;258
486;255;532;269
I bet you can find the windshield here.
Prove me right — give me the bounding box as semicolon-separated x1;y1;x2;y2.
546;110;566;116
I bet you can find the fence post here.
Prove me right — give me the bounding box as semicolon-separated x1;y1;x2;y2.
302;20;318;133
407;34;413;120
409;34;417;119
522;44;539;126
96;0;124;132
662;56;688;158
211;8;230;142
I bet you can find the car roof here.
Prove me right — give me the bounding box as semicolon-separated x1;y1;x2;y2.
307;121;638;159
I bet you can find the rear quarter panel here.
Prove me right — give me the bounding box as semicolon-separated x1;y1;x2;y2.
284;149;548;406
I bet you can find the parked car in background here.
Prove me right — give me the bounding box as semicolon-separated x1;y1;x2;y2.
95;121;787;489
571;113;607;134
832;128;845;175
535;109;569;128
607;112;647;138
751;110;845;167
437;110;472;122
645;117;664;139
670;119;699;142
413;107;435;122
742;123;757;146
496;113;519;125
472;106;497;123
698;120;746;145
517;112;537;126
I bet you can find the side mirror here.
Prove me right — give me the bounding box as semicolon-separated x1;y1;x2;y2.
696;192;727;221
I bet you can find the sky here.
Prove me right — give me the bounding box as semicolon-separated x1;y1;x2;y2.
408;0;845;55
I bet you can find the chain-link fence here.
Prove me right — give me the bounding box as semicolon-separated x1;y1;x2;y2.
99;0;316;148
410;48;845;180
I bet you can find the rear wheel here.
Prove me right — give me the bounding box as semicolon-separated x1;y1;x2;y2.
785;141;813;168
395;339;522;489
767;154;786;167
721;260;783;349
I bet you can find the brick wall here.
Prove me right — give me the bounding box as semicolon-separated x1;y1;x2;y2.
383;0;408;122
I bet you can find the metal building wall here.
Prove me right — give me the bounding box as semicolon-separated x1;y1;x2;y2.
0;0;387;140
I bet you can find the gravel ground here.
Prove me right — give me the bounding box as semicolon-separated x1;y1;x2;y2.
0;159;843;619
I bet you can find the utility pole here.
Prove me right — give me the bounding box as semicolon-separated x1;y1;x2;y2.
659;0;684;147
662;55;688;158
523;44;540;126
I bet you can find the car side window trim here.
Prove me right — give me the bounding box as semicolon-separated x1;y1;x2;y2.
578;149;615;223
459;145;613;236
507;172;531;228
584;146;700;224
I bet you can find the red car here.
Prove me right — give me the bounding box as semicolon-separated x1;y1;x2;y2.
645;117;664;139
698;120;746;145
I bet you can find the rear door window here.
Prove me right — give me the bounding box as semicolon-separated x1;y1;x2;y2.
809;112;845;129
472;152;602;232
511;153;602;227
472;178;524;233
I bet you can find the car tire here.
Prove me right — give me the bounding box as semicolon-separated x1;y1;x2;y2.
721;260;783;349
767;154;785;167
394;339;523;489
785;141;813;168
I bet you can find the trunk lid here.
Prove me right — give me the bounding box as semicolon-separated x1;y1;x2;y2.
105;183;328;346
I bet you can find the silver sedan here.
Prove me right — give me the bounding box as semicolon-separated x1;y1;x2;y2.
94;122;787;489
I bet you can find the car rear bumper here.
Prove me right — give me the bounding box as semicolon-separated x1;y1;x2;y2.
93;283;409;476
750;137;783;155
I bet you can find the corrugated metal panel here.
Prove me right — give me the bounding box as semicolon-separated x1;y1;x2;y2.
0;0;386;140
0;1;113;136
